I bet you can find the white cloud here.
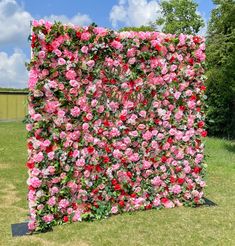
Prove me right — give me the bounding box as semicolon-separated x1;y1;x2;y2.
0;49;28;88
197;11;208;37
110;0;161;28
0;0;92;47
0;0;32;46
0;0;92;88
44;13;92;26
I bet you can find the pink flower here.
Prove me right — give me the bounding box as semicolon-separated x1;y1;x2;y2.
139;110;146;118
58;58;66;65
111;40;123;50
28;177;42;188
81;46;88;54
43;214;54;223
111;205;118;214
47;196;56;206
86;60;95;67
34;152;44;162
71;106;81;117
65;70;76;80
59;199;69;209
151;176;162;186
171;185;182;194
81;32;91;41
143;131;152;141
38;51;46;59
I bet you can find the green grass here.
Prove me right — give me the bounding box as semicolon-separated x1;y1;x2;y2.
0;122;234;246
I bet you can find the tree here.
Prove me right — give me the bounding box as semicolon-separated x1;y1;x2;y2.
206;0;235;139
119;25;156;32
156;0;204;35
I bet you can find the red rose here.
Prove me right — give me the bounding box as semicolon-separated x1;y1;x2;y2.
188;57;194;65
193;36;200;44
95;165;102;172
161;197;168;203
126;171;132;178
161;156;167;163
145;204;152;210
112;179;118;186
63;216;69;223
120;115;126;121
103;156;110;163
190;95;197;101
175;166;182;172
155;44;162;52
179;105;185;111
177;178;184;185
154;119;160;125
103;120;110;127
26;162;35;169
130;193;136;198
201;130;207;137
114;184;122;191
27;142;33;150
198;121;205;128
200;85;206;91
119;200;125;207
170;176;176;184
193;167;201;174
87;146;94;153
105;146;111;153
170;56;175;63
72;203;78;210
167;137;173;144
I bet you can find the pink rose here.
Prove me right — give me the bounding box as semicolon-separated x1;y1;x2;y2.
111;40;123;50
81;32;91;41
71;106;81;117
81;46;88;54
28;177;42;188
58;58;66;65
111;205;118;214
86;60;95;67
34;152;44;162
65;70;76;80
59;199;69;209
38;51;46;59
143;131;152;141
43;214;54;223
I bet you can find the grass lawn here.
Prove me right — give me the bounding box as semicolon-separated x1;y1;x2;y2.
0;121;234;246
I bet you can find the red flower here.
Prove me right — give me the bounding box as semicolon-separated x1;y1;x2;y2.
120;115;126;121
63;216;69;223
155;44;162;52
95;165;102;172
72;203;78;210
119;200;125;207
87;146;94;153
177;178;184;185
161;156;167;163
193;36;200;44
27;142;33;150
167;137;173;144
161;197;168;203
145;204;152;210
170;176;176;184
103;120;110;127
198;121;205;128
179;105;185;111
193;167;201;174
130;193;136;198
26;162;35;169
112;179;118;186
170;56;175;63
200;85;206;91
188;57;194;65
103;156;110;163
114;184;122;191
201;130;207;137
105;146;111;153
126;171;132;178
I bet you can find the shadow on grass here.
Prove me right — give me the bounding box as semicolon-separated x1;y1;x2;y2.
223;142;235;153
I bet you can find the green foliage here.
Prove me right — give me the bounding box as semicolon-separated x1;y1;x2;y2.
206;0;235;139
156;0;204;34
118;25;156;32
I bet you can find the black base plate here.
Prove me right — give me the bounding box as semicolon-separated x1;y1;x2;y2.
11;222;30;237
203;197;217;206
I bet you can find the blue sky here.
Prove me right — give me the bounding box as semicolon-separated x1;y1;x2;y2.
0;0;214;88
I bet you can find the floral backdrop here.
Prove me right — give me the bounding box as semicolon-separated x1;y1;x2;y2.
26;20;207;232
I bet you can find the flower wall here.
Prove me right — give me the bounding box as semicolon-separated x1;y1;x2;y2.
26;20;207;232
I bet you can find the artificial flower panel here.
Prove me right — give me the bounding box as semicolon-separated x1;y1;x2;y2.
26;20;207;232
